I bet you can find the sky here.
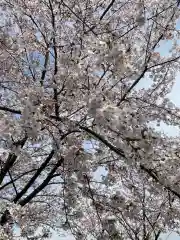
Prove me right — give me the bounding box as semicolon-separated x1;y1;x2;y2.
1;10;180;240
51;21;180;240
131;24;180;240
8;31;180;240
48;77;180;239
161;232;180;240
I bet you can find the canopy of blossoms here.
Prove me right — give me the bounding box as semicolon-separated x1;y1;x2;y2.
0;0;180;239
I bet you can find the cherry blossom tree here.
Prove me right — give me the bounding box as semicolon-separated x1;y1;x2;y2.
0;0;180;239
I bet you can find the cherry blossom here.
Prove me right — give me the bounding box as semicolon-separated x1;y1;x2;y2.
0;0;180;239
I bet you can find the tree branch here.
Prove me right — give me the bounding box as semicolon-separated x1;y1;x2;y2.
0;106;21;115
19;157;64;206
13;150;54;203
0;136;27;185
100;0;116;20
